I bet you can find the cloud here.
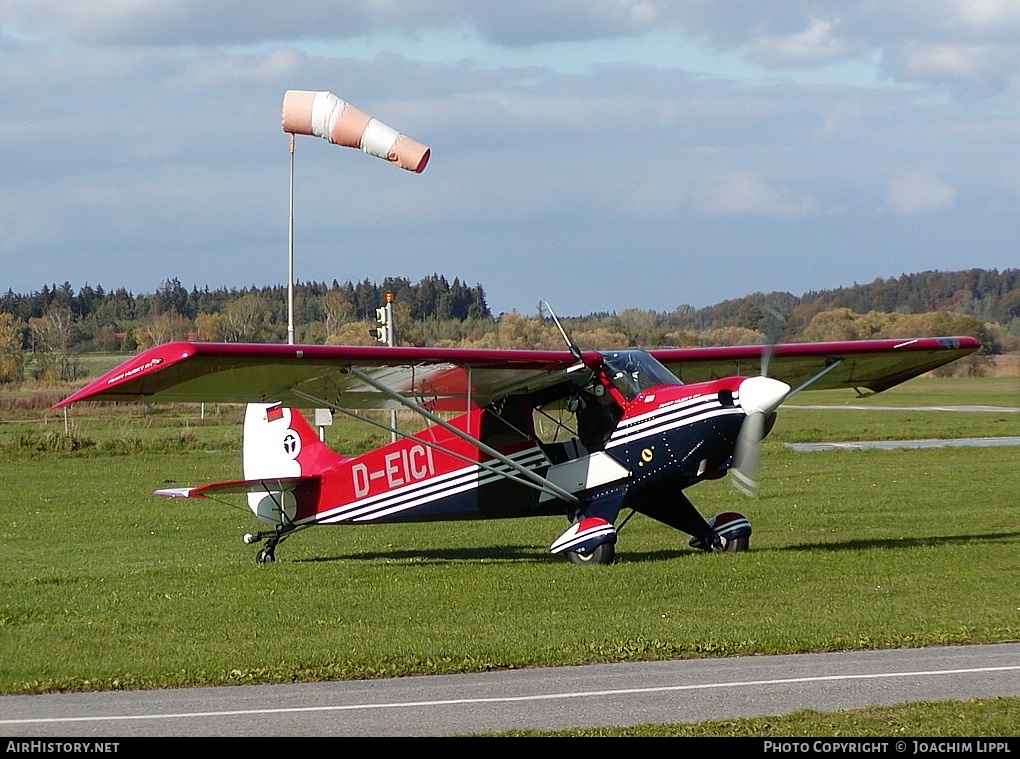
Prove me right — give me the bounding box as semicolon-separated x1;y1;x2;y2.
167;48;303;90
0;1;1016;316
0;1;675;47
695;170;823;217
885;169;958;215
881;40;1020;93
3;1;1020;94
748;17;859;69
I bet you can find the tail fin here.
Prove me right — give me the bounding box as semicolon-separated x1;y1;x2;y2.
242;403;348;523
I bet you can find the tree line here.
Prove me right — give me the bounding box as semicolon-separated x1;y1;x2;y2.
1;268;1016;383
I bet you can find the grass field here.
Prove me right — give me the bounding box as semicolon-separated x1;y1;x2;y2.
0;374;1017;735
491;698;1019;737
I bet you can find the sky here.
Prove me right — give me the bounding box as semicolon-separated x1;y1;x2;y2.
0;1;1018;317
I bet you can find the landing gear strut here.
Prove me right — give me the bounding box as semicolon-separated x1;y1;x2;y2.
243;524;299;565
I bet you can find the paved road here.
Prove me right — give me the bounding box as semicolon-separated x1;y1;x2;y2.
784;405;1018;413
786;436;1020;451
1;643;1017;737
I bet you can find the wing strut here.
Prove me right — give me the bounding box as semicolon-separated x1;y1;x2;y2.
784;358;845;400
291;387;572;502
345;368;581;505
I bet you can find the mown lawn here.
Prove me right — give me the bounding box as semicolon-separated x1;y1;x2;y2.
0;375;1016;737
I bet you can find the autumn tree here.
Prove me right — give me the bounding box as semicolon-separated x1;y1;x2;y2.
28;305;79;380
194;312;225;342
660;329;703;348
876;310;984;341
321;290;355;341
572;326;629;350
0;312;26;383
136;312;194;349
797;308;886;342
326;321;379;346
221;293;275;342
470;312;562;349
699;326;765;346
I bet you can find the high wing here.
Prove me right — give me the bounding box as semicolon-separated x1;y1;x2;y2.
54;336;980;411
54;342;589;411
650;336;980;395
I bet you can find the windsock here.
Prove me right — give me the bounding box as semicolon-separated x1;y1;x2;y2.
281;90;430;174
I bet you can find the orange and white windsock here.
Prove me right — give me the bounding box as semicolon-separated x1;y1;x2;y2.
281;90;430;174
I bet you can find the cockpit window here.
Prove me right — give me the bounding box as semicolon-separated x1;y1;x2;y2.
601;351;683;401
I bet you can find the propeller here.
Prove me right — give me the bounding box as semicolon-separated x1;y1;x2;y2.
732;307;788;497
731;375;790;496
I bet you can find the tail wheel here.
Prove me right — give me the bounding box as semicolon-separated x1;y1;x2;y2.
566;542;616;565
255;548;276;564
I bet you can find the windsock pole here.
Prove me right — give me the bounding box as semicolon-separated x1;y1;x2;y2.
281;90;429;346
287;132;296;346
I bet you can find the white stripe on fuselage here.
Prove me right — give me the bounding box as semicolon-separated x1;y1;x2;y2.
305;447;550;525
606;393;743;450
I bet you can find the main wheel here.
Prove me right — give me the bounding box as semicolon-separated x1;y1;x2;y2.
717;536;749;553
566;542;616;565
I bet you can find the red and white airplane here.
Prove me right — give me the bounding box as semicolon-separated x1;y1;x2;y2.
55;330;979;564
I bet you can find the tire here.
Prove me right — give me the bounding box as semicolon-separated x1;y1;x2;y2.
256;548;276;564
718;536;749;553
566;542;615;565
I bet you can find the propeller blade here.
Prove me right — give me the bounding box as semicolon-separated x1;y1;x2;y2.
759;304;784;377
736;304;786;496
732;376;791;498
732;410;764;496
760;341;773;378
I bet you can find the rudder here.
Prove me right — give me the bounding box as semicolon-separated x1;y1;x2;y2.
242;403;347;523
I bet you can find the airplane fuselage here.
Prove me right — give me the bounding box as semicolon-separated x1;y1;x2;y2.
291;376;755;527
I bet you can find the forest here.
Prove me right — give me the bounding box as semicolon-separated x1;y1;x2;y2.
1;268;1017;383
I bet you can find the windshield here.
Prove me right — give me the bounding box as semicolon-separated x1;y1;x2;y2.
602;351;683;401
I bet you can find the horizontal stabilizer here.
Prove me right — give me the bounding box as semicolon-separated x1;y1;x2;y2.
154;476;318;499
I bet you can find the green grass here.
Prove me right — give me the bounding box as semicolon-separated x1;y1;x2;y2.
777;376;1019;443
488;697;1019;737
791;376;1019;408
1;445;1016;693
774;408;1018;443
0;375;1017;737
